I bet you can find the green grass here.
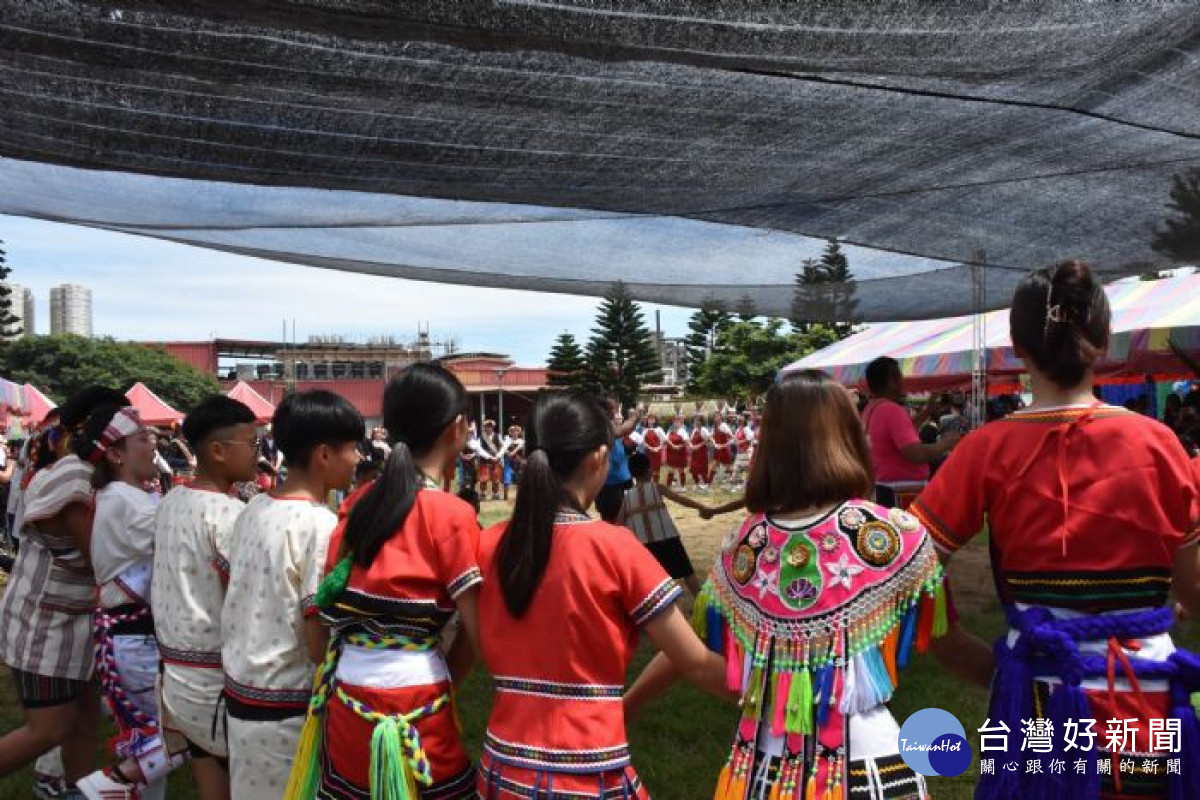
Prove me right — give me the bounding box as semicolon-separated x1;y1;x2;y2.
7;517;1194;799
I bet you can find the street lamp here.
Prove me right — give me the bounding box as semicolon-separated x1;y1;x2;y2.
493;367;509;429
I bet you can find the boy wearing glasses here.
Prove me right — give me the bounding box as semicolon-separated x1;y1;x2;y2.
151;396;258;800
220;391;363;800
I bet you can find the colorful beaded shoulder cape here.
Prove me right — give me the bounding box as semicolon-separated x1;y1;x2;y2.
693;499;947;800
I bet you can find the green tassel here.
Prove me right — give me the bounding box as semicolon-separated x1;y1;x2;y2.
282;711;322;799
315;554;353;609
691;586;710;635
744;665;766;720
932;581;949;638
370;717;415;800
785;667;813;735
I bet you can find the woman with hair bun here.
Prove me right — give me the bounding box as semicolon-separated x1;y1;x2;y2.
476;392;729;798
914;260;1200;799
287;363;480;799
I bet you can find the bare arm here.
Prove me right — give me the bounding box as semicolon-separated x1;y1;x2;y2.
614;410;642;438
449;587;481;684
1173;539;1200;620
700;497;746;520
658;484;708;512
625;652;681;722
62;502;94;571
901;434;957;465
631;606;731;714
305;616;330;664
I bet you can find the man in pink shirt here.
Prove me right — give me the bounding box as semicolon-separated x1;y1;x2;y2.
862;357;960;504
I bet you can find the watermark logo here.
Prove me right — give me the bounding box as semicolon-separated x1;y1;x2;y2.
897;708;972;777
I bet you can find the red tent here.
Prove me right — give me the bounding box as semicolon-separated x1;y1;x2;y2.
125;382;183;426
22;384;58;425
225;381;276;424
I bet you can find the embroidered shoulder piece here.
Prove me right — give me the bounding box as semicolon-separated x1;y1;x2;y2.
694;500;947;799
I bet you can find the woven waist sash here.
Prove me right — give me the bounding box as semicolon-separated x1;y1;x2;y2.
284;631;449;800
978;604;1200;800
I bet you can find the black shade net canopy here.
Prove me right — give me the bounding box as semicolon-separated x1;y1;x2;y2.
2;1;1199;320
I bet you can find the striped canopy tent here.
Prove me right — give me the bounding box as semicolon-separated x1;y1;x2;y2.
21;384;58;425
0;378;25;415
125;382;184;427
785;272;1200;391
225;381;276;424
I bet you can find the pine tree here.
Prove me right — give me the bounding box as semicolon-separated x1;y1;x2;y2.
1153;167;1200;263
546;331;587;388
0;240;21;340
586;282;662;408
683;299;733;393
735;294;758;322
790;239;858;338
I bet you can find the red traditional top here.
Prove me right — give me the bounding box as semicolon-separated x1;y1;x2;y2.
477;512;680;775
323;487;482;640
913;405;1200;611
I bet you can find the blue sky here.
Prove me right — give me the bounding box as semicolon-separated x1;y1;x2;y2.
1;214;694;366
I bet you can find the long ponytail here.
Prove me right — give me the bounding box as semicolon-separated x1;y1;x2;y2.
496;392;612;617
342;364;468;567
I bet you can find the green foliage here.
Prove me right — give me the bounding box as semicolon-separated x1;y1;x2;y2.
791;239;859;339
1153;167;1200;262
0;240;21;339
0;335;221;410
546;331;589;388
683;300;734;393
690;319;833;403
586;282;662;407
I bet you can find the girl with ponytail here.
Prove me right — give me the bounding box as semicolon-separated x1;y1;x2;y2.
476;392;730;799
914;260;1200;798
286;363;480;799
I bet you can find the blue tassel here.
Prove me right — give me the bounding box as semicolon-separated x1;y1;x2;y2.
814;663;835;726
1168;679;1200;799
975;641;1031;800
867;646;894;702
705;605;725;655
897;604;918;670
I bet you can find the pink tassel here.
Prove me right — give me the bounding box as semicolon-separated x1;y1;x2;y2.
772;671;791;736
726;630;743;693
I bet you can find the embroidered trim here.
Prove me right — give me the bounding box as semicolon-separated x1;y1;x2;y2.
483;732;632;772
211;553;230;582
908;500;962;554
447;567;483;600
630;579;682;625
479;760;644;799
223;674;310;708
159;644;222;669
493;676;623;701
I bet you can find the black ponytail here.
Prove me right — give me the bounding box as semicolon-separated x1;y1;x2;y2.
496;392;612;617
342;363;467;567
1010;260;1111;389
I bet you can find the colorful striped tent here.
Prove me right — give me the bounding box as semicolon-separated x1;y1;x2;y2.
785;272;1200;390
21;384;57;425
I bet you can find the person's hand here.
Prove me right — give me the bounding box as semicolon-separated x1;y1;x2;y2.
1176;601;1191;622
939;430;963;452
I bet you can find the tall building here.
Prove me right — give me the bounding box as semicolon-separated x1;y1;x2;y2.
1;283;35;339
50;283;92;336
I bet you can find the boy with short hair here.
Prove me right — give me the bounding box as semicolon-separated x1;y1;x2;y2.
151;396;258;800
220;390;364;800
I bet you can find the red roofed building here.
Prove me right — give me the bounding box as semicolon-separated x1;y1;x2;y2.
147;340;549;428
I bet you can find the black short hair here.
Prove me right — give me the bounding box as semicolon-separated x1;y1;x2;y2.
59;386;128;429
865;357;899;396
273;390;365;469
628;451;651;479
183;395;256;450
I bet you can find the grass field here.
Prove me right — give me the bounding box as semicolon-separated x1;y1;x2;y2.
2;489;1192;799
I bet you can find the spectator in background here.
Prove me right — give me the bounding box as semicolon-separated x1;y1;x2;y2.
1164;392;1183;430
939;391;971;437
862;357;960;506
594;397;641;523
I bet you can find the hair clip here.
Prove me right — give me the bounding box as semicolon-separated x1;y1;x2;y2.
1045;304;1065;324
